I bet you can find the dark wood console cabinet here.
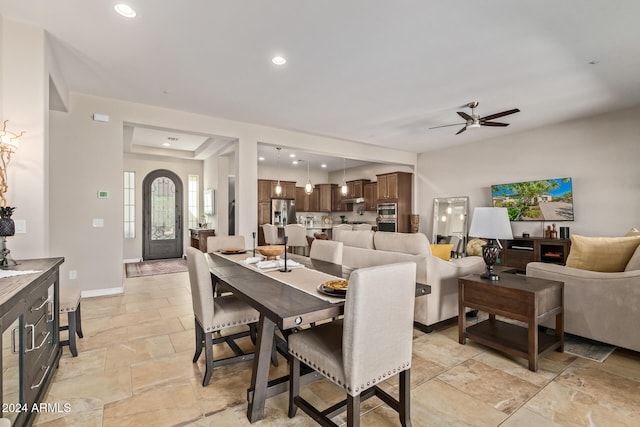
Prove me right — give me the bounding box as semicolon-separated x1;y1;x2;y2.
496;237;571;272
190;229;216;252
1;258;64;426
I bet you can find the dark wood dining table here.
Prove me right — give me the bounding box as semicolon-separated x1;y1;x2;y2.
206;252;430;423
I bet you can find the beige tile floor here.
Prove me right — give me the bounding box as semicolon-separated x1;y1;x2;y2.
35;270;640;426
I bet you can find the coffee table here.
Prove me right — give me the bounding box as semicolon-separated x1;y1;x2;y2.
458;274;564;371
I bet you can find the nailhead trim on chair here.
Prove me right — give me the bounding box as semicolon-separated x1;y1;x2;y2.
205;316;260;332
289;349;410;394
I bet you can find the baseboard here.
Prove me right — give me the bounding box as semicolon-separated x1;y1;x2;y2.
123;258;143;264
81;286;124;298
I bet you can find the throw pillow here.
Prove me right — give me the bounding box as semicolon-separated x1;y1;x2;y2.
565;234;640;272
624;245;640;271
430;244;454;261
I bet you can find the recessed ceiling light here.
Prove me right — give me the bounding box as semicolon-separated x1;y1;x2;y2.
321;164;327;168
258;157;265;161
272;56;286;65
162;142;171;147
289;154;296;158
114;4;136;18
292;160;299;165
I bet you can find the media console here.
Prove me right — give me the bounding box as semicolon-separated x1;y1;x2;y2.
496;237;571;272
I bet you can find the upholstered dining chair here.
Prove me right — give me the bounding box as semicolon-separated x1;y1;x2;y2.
309;239;344;265
206;235;246;253
331;224;352;241
262;224;282;245
352;223;372;231
288;262;417;427
186;246;260;386
284;224;308;256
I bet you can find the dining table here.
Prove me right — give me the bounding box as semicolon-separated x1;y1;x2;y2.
206;250;431;423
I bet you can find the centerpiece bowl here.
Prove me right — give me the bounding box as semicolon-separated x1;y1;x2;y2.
255;245;285;260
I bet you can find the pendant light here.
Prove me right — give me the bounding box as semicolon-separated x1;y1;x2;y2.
275;147;282;196
341;157;348;195
304;160;313;195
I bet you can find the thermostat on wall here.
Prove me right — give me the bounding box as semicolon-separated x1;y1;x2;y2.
97;191;109;199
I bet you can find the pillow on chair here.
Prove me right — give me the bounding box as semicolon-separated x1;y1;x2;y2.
566;234;640;272
430;244;454;261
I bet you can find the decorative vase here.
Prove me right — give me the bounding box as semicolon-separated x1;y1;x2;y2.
0;206;15;237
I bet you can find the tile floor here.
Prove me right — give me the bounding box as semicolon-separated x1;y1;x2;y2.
34;270;640;426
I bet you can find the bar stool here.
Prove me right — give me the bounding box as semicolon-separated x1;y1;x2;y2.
60;286;83;357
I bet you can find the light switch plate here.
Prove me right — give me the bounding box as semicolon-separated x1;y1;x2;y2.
93;218;104;227
14;219;26;234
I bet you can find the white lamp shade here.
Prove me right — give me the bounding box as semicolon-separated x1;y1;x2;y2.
469;207;513;240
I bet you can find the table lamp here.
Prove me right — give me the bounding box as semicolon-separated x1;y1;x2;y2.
468;207;513;281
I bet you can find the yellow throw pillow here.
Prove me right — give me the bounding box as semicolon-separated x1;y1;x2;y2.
566;234;640;272
430;244;454;261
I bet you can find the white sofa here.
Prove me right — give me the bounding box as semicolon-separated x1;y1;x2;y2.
335;230;485;332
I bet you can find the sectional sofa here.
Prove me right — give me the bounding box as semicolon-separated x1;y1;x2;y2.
335;230;485;332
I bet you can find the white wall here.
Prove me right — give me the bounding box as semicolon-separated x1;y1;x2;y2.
417;106;640;240
123;153;204;261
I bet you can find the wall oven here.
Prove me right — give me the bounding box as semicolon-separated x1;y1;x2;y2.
377;203;397;232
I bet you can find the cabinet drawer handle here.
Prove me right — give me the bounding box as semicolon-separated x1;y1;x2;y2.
30;364;51;390
25;324;50;353
47;300;54;323
31;296;49;312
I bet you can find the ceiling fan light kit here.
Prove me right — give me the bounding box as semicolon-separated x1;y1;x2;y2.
430;101;520;135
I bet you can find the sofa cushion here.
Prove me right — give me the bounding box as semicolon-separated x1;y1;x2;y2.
373;232;430;256
625;245;640;272
430;244;453;261
566;234;640;272
336;230;375;249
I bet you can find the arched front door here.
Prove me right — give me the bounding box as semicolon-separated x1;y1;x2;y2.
143;169;183;260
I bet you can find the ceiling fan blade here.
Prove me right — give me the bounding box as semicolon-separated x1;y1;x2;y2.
455;126;467;135
480;108;520;121
457;111;473;121
429;122;465;129
480;121;509;127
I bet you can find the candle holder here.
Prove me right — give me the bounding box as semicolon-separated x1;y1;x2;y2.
280;236;291;272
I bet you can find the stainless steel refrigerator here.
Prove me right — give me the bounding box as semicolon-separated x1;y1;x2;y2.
271;199;297;226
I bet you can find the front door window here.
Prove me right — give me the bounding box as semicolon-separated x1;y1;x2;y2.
151;177;176;240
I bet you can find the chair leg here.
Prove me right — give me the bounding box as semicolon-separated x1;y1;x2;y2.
193;319;204;363
399;369;412;427
67;311;78;357
202;331;214;386
346;393;361;427
288;357;300;418
75;302;84;338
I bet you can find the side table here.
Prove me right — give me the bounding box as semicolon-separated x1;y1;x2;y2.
458;274;564;371
189;228;216;252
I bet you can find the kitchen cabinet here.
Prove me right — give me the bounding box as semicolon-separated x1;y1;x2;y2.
345;179;370;198
1;258;64;427
332;186;347;212
259;179;296;200
258;179;272;202
296;186;321;212
364;182;377;211
376;172;413;232
317;184;335;212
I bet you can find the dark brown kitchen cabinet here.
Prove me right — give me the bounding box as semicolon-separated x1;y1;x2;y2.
270;180;296;199
332;185;347;212
376;172;413;232
258;179;272;202
296;186;322;212
364;182;377;211
345;179;370;198
317;184;335;212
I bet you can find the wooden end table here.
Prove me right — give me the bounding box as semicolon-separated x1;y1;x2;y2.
458;274;564;371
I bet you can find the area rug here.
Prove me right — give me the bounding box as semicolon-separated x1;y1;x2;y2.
561;333;617;363
125;258;188;278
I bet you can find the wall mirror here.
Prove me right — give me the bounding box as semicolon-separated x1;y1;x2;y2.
432;196;469;257
204;189;214;215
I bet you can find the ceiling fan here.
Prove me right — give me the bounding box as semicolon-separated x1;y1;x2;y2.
429;101;520;135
